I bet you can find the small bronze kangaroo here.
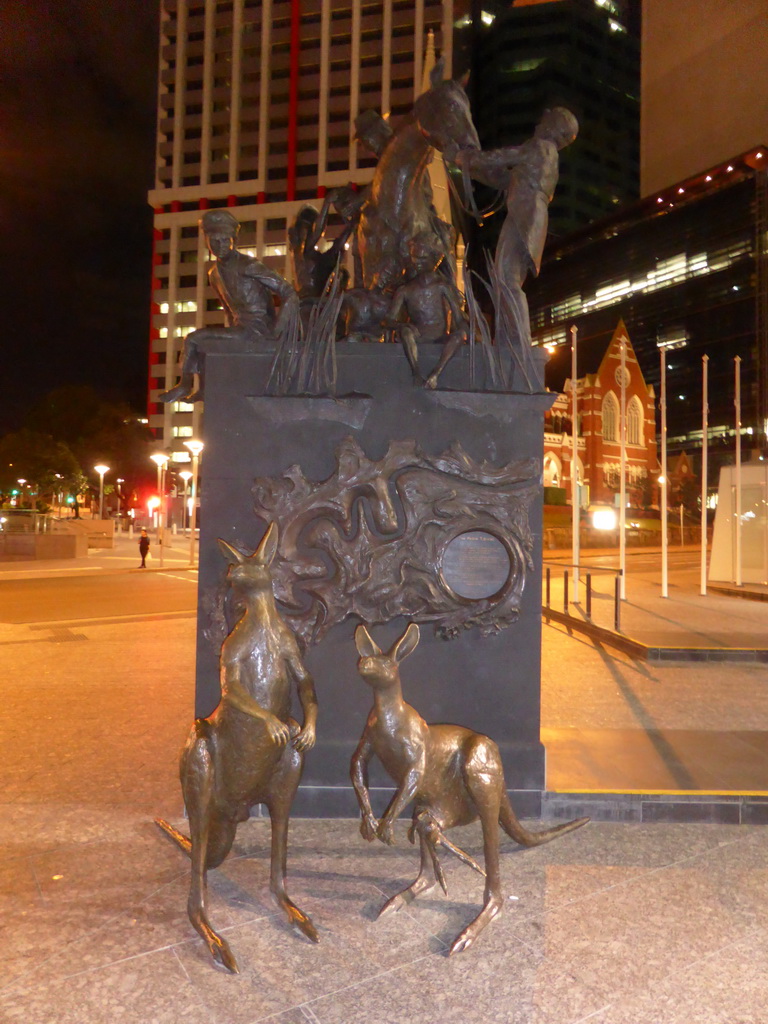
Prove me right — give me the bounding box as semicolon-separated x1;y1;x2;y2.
156;523;319;973
350;622;589;955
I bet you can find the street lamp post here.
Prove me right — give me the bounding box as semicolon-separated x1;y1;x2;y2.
150;452;170;568
179;470;192;533
54;474;64;518
116;478;124;524
184;439;204;566
94;464;110;521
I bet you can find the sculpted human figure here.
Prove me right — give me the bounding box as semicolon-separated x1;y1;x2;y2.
387;236;468;388
288;193;355;303
339;284;391;344
456;107;578;349
160;209;297;404
357;61;480;292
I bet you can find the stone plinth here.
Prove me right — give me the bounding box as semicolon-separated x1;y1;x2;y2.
196;344;551;815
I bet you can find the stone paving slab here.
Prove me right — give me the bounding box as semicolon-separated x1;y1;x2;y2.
2;549;768;1019
543;547;768;658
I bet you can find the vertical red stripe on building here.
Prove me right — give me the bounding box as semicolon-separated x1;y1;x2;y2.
287;0;301;201
147;209;165;423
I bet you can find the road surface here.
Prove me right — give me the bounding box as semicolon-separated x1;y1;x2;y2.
0;568;197;624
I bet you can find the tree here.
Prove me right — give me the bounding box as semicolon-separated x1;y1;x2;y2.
27;386;156;507
0;429;82;502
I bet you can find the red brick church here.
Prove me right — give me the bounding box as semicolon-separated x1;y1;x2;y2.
542;321;659;508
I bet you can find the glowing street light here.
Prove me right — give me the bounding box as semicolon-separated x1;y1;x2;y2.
94;464;110;520
591;507;617;531
147;496;161;526
115;478;125;524
183;439;204;566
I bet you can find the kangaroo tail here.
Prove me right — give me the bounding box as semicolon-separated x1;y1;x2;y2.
155;817;193;857
499;794;589;848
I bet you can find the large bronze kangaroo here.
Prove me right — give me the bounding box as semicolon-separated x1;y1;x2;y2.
156;524;319;973
350;622;588;956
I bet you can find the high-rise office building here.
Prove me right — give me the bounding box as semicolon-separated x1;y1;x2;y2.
148;0;456;456
526;147;768;473
462;0;640;241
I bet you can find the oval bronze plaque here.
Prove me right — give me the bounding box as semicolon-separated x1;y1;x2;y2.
441;530;511;600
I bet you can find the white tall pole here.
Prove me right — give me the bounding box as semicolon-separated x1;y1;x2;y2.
184;440;204;567
619;338;627;599
159;462;166;568
700;355;709;595
189;451;200;566
570;326;579;595
660;348;668;598
735;356;742;586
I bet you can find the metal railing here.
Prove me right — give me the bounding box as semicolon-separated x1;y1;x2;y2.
543;561;624;632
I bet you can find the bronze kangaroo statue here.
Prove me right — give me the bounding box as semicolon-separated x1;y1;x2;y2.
350;622;588;956
156;523;319;973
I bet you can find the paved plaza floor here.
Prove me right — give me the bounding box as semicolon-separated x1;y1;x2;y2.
2;542;768;1021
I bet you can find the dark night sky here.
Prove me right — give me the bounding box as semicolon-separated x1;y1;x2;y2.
1;0;160;431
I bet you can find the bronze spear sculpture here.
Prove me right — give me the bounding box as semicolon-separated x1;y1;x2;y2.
156;523;318;973
350;622;588;956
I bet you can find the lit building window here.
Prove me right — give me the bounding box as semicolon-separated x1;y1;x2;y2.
602;392;619;441
554;243;751;321
627;397;643;445
172;426;194;437
543;454;561;487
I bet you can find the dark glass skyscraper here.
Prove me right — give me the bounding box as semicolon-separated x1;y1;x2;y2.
526;148;768;472
459;0;640;241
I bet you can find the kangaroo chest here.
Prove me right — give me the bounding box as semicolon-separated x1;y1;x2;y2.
370;706;429;784
224;624;290;713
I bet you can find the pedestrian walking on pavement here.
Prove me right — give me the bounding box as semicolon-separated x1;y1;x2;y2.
139;529;150;568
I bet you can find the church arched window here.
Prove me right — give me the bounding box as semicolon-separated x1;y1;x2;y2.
602;392;619;442
543;453;561;487
627;396;643;445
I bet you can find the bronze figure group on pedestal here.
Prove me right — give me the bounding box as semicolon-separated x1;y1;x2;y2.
158;62;577;403
154;53;585;976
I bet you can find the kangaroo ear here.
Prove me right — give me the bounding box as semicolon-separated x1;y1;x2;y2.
429;57;445;90
390;622;420;663
218;538;245;564
254;522;279;565
355;624;381;658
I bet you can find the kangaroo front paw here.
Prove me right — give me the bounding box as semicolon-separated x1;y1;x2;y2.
376;822;396;846
360;814;378;842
